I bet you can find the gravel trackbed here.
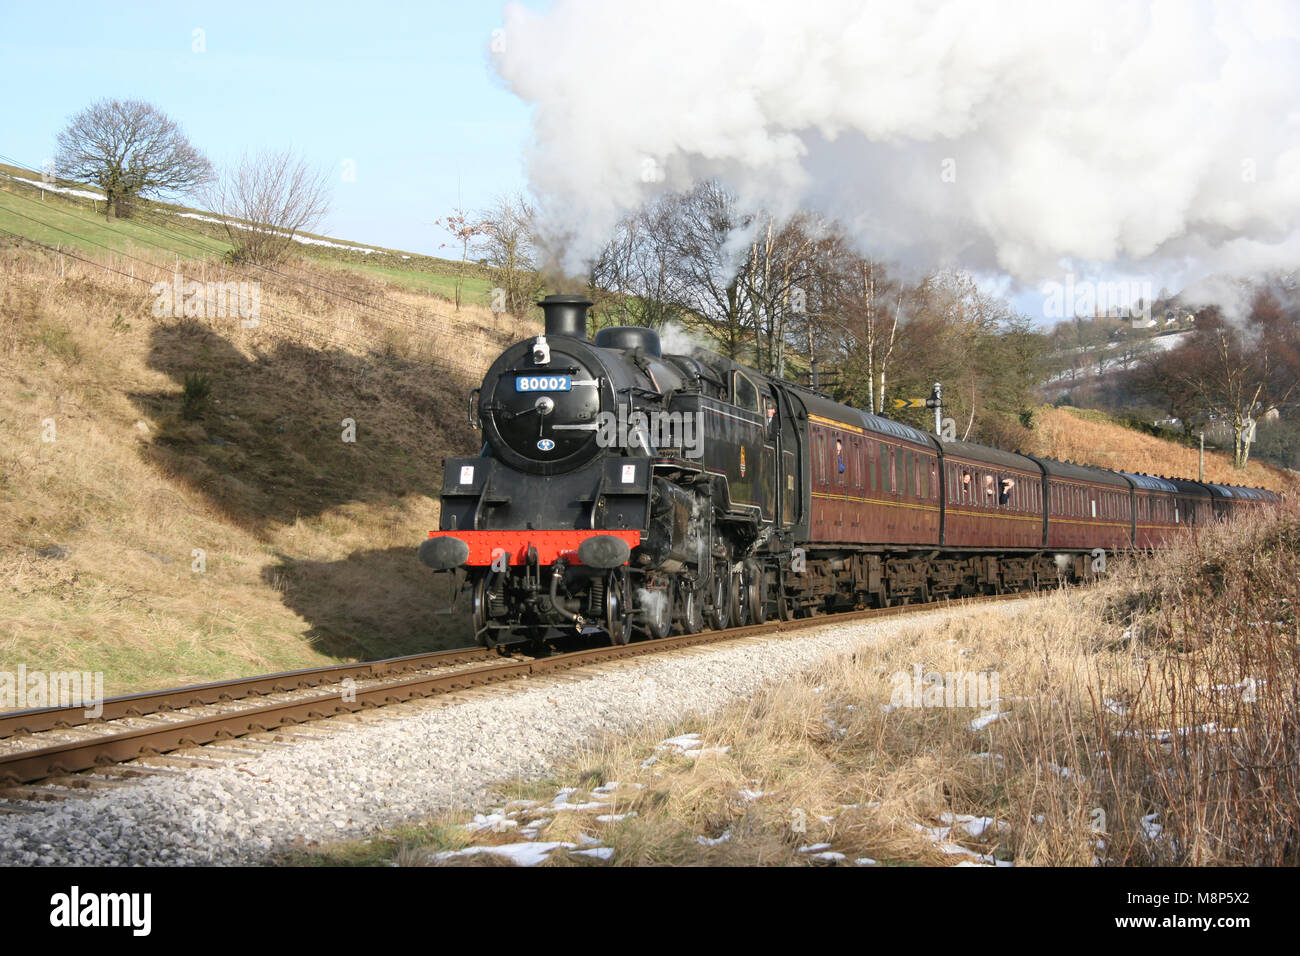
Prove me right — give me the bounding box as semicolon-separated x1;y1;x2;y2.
0;601;1034;865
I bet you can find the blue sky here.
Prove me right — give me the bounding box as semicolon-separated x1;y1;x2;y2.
0;0;539;255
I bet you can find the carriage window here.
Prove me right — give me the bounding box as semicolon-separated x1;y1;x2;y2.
813;433;824;483
833;436;847;485
731;371;760;413
998;476;1015;507
888;448;896;493
851;439;863;489
868;443;876;492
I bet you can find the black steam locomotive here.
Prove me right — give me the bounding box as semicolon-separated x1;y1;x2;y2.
419;295;1279;647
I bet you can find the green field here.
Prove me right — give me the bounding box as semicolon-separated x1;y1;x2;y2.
0;161;494;303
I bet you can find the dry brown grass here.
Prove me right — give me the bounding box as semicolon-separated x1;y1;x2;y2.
0;239;532;692
372;506;1299;867
1028;407;1294;493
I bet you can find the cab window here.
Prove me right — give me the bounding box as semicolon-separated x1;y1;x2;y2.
732;371;760;413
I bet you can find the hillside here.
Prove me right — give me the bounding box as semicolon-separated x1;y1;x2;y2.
0;231;537;695
1024;406;1293;492
0;159;496;303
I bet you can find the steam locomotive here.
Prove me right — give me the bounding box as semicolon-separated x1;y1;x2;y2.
419;294;1281;647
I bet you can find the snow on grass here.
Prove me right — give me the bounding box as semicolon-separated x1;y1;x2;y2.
3;174;103;200
462;812;518;832
433;840;608;867
968;710;1005;732
173;211;384;254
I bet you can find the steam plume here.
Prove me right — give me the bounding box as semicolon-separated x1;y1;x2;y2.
493;0;1300;294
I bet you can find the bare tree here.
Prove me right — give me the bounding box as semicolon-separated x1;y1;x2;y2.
435;204;488;311
1171;295;1300;468
834;255;904;413
476;194;544;319
55;99;212;220
203;150;331;264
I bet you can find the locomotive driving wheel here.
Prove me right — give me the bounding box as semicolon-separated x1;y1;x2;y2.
707;555;732;631
745;559;767;625
644;579;675;640
677;576;704;634
604;571;632;646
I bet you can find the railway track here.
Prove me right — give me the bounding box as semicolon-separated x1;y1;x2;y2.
0;591;1035;791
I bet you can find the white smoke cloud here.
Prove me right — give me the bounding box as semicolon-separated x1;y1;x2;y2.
493;0;1300;299
656;321;713;356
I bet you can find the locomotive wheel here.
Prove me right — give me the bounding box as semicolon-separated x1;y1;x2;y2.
644;581;674;640
730;562;750;626
746;559;767;625
471;572;492;647
775;574;792;622
707;558;731;631
604;572;631;646
677;578;704;634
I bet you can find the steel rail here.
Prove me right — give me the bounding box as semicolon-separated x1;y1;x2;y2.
0;646;496;738
0;591;1035;786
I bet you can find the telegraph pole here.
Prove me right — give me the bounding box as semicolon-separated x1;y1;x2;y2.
1199;432;1204;482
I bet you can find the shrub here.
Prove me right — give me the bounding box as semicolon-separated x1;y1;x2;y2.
180;372;211;420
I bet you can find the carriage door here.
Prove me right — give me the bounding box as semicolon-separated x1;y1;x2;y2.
760;391;777;524
771;387;798;529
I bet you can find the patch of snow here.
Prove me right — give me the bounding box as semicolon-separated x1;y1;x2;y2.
4;174;103;200
462;812;518;832
968;710;1004;732
434;840;573;867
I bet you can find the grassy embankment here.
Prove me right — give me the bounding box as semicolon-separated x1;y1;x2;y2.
1028;405;1291;492
0;183;537;694
301;503;1299;866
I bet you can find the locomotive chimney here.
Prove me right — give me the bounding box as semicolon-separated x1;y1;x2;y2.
538;294;592;340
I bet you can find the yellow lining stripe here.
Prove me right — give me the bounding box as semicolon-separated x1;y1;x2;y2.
812;492;939;514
